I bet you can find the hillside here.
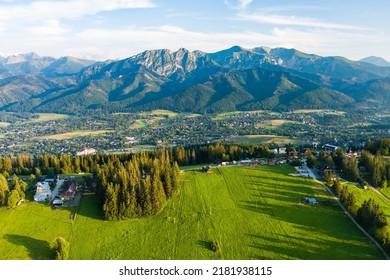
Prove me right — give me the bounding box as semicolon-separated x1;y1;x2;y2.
1;46;390;114
142;68;354;113
0;166;383;260
360;56;390;67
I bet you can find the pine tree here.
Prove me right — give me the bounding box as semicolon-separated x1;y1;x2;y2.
332;178;342;197
0;174;9;207
6;189;20;208
141;176;152;216
103;183;118;221
171;162;181;195
306;150;315;168
344;155;359;182
163;166;173;198
151;171;166;215
12;174;27;199
2;156;12;173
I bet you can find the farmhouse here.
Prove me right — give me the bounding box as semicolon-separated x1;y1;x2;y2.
302;197;319;205
125;136;139;144
34;182;51;202
272;147;287;154
324;144;339;153
268;159;277;166
202;166;213;173
76;148;96;156
240;159;252;165
59;180;77;201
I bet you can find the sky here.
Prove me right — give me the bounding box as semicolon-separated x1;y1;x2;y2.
0;0;389;61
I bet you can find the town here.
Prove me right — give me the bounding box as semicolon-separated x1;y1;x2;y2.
1;108;389;156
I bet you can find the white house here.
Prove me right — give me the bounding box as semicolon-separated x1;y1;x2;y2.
304;197;318;205
34;182;51;202
76;148;96;156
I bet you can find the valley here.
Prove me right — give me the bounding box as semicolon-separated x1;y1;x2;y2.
0;108;389;156
1;46;390;262
0;166;384;260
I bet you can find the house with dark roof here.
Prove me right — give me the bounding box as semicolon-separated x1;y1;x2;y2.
59;180;77;201
324;144;339;153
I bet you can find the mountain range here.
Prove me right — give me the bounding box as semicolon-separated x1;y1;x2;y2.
1;47;390;114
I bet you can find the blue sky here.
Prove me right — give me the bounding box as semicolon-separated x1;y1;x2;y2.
0;0;389;61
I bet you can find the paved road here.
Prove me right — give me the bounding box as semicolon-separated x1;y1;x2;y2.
308;168;390;260
50;179;64;199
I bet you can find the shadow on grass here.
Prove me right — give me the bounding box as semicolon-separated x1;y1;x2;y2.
4;234;53;260
75;194;103;220
197;240;212;251
246;233;379;260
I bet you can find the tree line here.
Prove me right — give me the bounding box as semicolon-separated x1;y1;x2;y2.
359;138;390;189
329;178;390;254
173;143;275;166
0;143;276;178
317;139;390;189
0;174;28;208
96;150;180;220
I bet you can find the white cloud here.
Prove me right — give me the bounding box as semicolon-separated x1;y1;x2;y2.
36;24;375;61
26;20;69;36
0;22;386;61
237;13;367;31
0;0;157;44
225;0;253;10
0;0;156;22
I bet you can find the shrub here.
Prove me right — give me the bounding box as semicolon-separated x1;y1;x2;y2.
50;237;69;260
210;241;219;252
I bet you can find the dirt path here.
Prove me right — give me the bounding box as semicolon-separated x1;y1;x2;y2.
369;186;390;203
308;168;390;260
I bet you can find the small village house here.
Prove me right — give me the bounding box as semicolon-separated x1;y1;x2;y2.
34;182;51;202
59;180;77;201
76;148;96;156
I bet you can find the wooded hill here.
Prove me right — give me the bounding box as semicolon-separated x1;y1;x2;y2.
1;46;390;114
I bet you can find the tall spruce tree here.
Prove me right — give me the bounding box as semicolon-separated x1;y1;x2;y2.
103;183;118;221
0;174;9;207
141;176;153;216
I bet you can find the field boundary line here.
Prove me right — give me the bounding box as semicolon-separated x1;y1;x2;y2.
308;169;389;260
369;186;390;203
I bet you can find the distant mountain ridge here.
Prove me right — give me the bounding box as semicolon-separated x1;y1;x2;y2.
1;46;390;114
0;52;96;79
360;56;390;67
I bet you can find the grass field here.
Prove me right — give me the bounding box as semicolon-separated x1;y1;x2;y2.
0;122;10;127
0;202;74;260
0;166;383;260
212;110;278;121
229;135;301;145
292;109;346;115
381;188;390;199
256;119;297;128
137;110;178;118
340;182;390;218
35;130;112;140
29;113;70;123
68;166;382;260
129;120;147;129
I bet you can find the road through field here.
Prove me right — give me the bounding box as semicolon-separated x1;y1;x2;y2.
307;168;390;260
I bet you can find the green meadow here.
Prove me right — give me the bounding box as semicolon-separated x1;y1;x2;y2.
340;182;390;218
0;166;384;260
229;135;301;146
0;202;73;260
380;187;390;199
